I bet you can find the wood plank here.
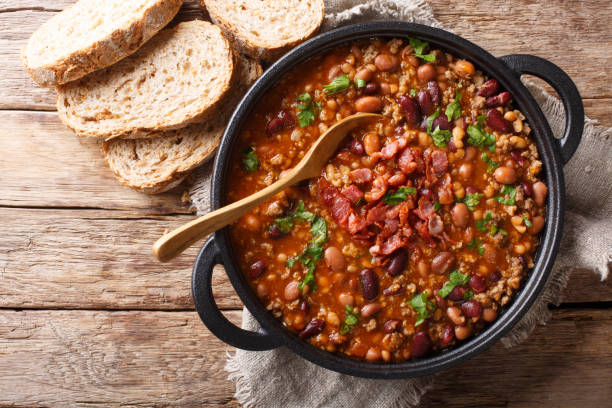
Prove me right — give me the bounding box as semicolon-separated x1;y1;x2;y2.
0;110;195;214
0;208;240;311
1;1;611;118
0;308;609;407
0;206;608;311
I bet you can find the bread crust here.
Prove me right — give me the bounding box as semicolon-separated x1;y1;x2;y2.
202;0;325;61
22;0;183;87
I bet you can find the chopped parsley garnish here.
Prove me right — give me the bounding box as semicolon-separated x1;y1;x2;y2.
339;305;359;334
467;238;485;255
463;289;474;300
481;152;499;172
467;116;496;152
408;37;436;62
409;88;417;98
462;192;484;211
494;185;517;206
324;74;350;94
273;216;294;233
434;201;442;211
383;186;416;205
354;78;366;88
445;91;462;121
408;291;435;326
489;224;508;236
296;92;321;127
523;216;532;227
431;127;452;148
426;109;441;134
241;147;259;173
439;270;471;298
476;211;493;231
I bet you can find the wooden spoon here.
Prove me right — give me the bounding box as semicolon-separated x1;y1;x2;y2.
152;112;382;262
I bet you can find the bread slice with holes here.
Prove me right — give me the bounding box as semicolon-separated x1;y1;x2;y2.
22;0;183;87
201;0;324;61
101;56;262;194
57;20;237;139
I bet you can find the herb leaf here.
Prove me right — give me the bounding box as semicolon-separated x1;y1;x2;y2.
340;305;360;334
476;211;493;231
434;201;441;211
467;120;496;151
241;147;259;172
324;74;350;94
355;78;366;88
383;186;417;205
426;109;441;134
463;289;474;300
462;192;484;211
274;216;293;233
467;238;485;255
431;126;452;147
408;37;436;62
296;93;320;127
481;152;499;172
494;185;517;206
439;270;471;298
409;88;417;98
523;216;532;227
409;292;434;326
445;92;462;121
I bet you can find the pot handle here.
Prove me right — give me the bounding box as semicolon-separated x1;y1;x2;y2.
499;54;584;164
192;238;282;351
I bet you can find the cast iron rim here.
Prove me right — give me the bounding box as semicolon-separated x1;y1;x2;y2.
208;21;565;378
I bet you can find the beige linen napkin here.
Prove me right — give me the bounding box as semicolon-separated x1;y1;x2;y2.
189;1;611;406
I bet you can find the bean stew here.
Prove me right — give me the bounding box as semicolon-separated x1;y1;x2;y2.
226;37;547;363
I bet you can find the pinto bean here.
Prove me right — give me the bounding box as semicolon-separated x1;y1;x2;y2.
355;67;373;82
384;319;401;333
494;166;517;184
527;215;545;235
454;60;475;77
458;163;474;179
363;132;380;155
482;308;497;322
411;331;432;358
533;181;548;206
382;282;403;297
360;302;382;318
388;173;406;186
284;281;300;301
299;319;325;339
387;250;408;276
431;252;456;274
360;268;379;300
417;64;436;83
324;246;346;271
464;146;477;161
451;203;470;228
375;53;400;72
355;96;383;113
338;293;355;306
454;324;472;340
486;108;512;133
328;65;343;81
447;306;465;325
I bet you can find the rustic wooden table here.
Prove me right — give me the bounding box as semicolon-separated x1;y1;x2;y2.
1;1;610;406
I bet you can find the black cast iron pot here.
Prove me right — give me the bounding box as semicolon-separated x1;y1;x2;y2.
191;22;583;378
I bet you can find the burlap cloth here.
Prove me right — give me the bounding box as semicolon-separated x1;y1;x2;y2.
188;1;611;406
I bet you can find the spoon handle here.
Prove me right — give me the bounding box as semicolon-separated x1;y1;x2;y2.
152;168;303;262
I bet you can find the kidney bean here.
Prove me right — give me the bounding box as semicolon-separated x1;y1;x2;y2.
510;149;526;167
299;319;325;339
454;324;472;340
284;281;300;301
521;181;533;197
532;181;548;206
355;67;373;82
387;250;408;276
462;300;482;318
266;117;284;136
363;82;380;95
384;319;401;333
447;285;466;301
417;90;433;116
397;95;422;125
485;91;512;108
360;269;379;300
430;252;456;275
375;53;400;72
482;307;497;322
361;302;382;318
477;79;499;97
324;246;346;271
355;96;383;112
451;203;470;228
448;139;457;153
249;260;266;278
489;271;501;283
417;64;436;83
411;331;432;358
469;275;487;293
486;108;512;133
441;324;455;344
494;166;517;184
420;188;433;200
432;114;451;130
518;255;527;269
382;282;403;297
268;224;285;239
427;81;441;105
465;186;481;194
434;293;446;309
446;306;465;325
431;49;447;65
527;215;545;235
300;300;310;315
349;138;365;155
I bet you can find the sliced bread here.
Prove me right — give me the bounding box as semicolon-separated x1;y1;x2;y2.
202;0;325;60
22;0;183;87
101;56;262;194
57;20;237;139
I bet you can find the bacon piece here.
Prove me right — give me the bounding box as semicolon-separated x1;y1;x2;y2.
437;174;454;205
381;232;406;255
380;218;400;239
330;196;351;227
379;137;407;159
366;202;388;224
342;184;364;205
364;176;388;202
348;213;368;234
431;150;448;177
414;220;437;248
423;149;439;186
349;168;373;184
414;197;434;221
